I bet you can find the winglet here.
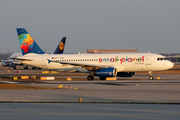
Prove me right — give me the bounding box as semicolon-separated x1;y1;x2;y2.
53;37;66;54
16;28;45;55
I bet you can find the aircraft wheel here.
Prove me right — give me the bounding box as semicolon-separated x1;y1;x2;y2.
149;76;154;80
100;77;106;80
24;67;28;69
87;75;94;81
32;67;36;69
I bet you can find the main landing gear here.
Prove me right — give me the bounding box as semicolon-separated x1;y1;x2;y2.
149;71;154;80
24;65;28;69
87;71;95;81
87;75;94;81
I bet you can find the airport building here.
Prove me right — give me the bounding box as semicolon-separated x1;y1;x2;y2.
161;53;180;64
87;49;138;54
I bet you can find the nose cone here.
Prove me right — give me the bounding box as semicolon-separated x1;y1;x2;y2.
166;61;174;70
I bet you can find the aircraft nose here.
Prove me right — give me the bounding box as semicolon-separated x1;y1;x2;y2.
167;61;174;69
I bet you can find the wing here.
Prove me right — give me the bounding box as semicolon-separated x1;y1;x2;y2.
10;57;32;61
50;61;114;71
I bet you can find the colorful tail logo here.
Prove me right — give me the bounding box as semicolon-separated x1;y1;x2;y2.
16;28;45;55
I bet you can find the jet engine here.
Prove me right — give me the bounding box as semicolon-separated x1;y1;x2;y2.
9;62;15;67
1;61;9;67
95;68;117;77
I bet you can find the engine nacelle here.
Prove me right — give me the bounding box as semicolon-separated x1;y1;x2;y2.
9;62;16;67
1;61;9;67
117;72;135;77
95;68;117;77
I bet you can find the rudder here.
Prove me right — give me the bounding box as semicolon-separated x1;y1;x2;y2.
16;28;45;55
53;37;66;54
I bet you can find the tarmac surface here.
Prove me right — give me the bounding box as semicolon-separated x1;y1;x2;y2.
0;78;180;103
0;68;180;119
1;103;180;120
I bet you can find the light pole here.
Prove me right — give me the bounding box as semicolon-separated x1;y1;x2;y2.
7;49;10;59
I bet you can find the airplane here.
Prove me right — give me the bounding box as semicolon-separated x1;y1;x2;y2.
12;28;174;80
1;53;24;69
1;28;66;69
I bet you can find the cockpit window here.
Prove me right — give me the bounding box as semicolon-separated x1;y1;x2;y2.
157;58;167;61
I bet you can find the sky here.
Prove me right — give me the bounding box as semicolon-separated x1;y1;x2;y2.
0;0;180;54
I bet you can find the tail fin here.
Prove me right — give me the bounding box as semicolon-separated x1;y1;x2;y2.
16;28;45;55
53;37;66;54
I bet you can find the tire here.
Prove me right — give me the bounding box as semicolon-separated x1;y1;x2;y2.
32;67;36;69
24;67;28;69
87;75;94;81
100;77;106;80
149;76;154;80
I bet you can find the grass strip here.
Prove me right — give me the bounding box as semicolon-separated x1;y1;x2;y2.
0;84;55;89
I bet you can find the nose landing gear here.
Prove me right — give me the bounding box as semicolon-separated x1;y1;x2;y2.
149;71;154;80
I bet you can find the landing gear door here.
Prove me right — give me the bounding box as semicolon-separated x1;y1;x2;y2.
146;55;151;65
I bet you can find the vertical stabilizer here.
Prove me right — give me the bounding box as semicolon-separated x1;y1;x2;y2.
16;28;45;55
53;37;66;54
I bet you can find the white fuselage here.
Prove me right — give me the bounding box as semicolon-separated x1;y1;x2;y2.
15;53;174;72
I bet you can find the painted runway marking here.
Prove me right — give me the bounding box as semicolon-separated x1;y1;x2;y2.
0;81;18;84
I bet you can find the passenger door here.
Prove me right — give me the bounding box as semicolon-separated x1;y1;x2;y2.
146;55;151;65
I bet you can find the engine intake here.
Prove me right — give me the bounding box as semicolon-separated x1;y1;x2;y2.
1;61;9;67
